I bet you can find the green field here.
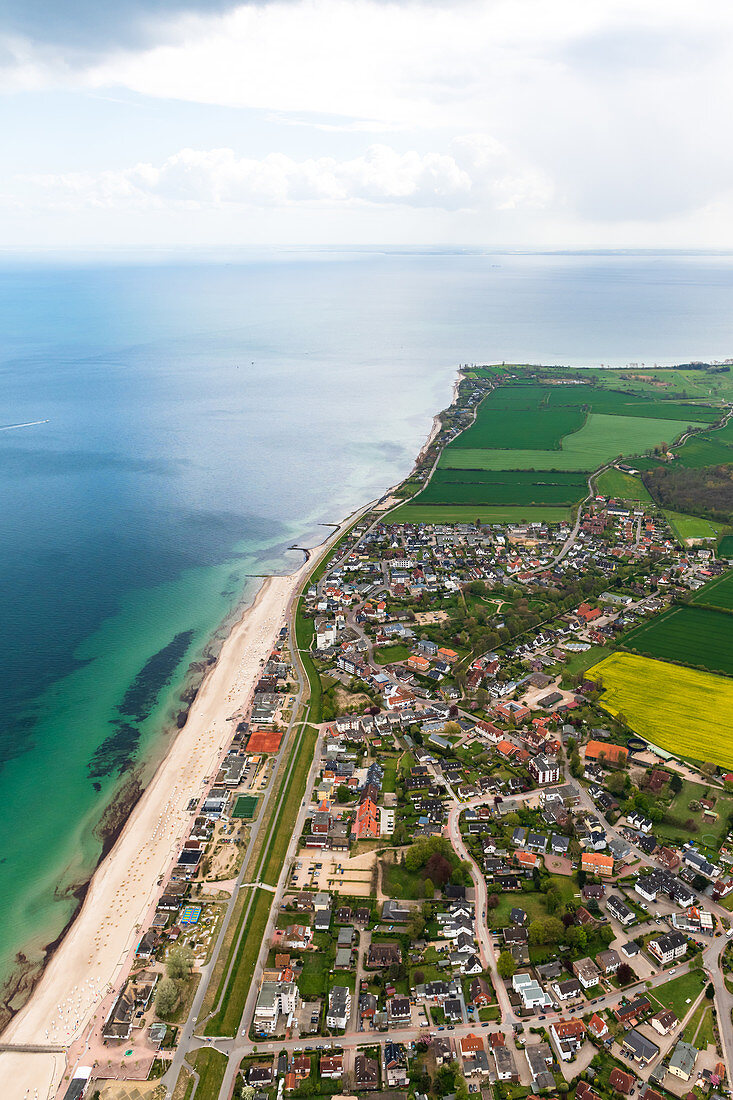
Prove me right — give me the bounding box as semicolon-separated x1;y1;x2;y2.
184;1048;229;1100
718;535;733;559
231;795;258;820
439;414;701;473
652;970;707;1019
689;569;733;610
595;467;652;502
374;643;410;665
671;419;733;467
622;604;733;676
664;511;728;542
385;503;573;525
454;404;585;451
414;467;588;506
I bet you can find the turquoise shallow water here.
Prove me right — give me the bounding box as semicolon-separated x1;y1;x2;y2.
1;249;733;1005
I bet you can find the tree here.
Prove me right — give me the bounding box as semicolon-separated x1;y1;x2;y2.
670;773;683;794
497;951;516;979
529;917;564;946
606;771;628;796
701;761;717;778
425;852;453;887
155;977;180;1018
166;945;194;981
545;887;559;914
487;893;499;910
617;963;634;986
422;877;435;900
336;784;351;803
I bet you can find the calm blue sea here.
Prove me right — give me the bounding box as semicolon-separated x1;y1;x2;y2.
1;248;732;1004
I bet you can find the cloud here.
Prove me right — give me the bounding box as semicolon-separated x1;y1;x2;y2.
21;138;551;212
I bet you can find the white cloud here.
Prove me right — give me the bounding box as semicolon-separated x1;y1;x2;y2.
3;0;733;245
21;137;551;211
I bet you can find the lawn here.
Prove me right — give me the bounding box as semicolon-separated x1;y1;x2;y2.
487;878;574;930
439;414;701;472
595;467;652;502
184;1047;228;1100
621;605;733;676
664;511;728;542
374;644;410;665
588;651;733;769
298;951;331;998
657;779;733;848
690;569;733;611
562;644;612;679
650;969;707;1019
381;858;427;899
413;467;588;507
384;503;573;525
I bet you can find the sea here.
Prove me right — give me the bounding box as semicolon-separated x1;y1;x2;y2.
1;248;733;1010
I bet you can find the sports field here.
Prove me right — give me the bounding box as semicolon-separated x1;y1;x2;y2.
595;467;652;502
587;651;733;768
384;503;573;525
232;795;259;819
689;569;733;610
621;605;733;676
415;467;588;506
440;413;701;473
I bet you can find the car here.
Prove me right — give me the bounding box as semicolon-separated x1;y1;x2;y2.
482;1022;490;1028
669;968;677;975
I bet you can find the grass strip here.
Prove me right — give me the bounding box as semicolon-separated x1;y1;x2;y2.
204;887;271;1036
198;887;252;1022
261;723;318;886
185;1047;229;1100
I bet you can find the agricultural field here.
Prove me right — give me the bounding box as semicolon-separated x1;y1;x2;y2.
621;605;733;676
663;511;728;542
587;651;733;769
414;467;588;507
440;413;702;473
689;569;733;610
595;467;652;501
669;419;733;467
718;535;733;559
384;503;573;525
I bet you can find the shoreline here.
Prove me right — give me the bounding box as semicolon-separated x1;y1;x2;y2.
0;372;456;1099
0;514;355;1098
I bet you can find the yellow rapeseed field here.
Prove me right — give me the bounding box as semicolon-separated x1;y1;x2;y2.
587;651;733;769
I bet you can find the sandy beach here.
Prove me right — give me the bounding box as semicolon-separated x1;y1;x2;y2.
0;546;321;1099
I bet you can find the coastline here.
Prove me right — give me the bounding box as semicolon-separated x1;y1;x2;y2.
0;518;352;1098
0;375;456;1100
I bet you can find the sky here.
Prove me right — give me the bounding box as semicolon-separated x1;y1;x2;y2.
2;0;733;250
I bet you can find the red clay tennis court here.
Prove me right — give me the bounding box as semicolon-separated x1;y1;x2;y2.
247;729;284;753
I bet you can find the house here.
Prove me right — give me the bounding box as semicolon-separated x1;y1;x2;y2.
585;740;628;767
387;994;411;1024
614;996;652;1023
525;1043;555;1091
512;972;552;1010
247;1065;273;1087
608;1069;635;1095
326;986;351;1030
607;895;635;925
581;852;614;877
669;1040;698;1081
469;977;492;1006
367;942;401;968
320;1055;343;1079
354;1054;379;1091
621;1029;659;1067
572;957;601;990
528;754;561;785
460;1032;485;1055
253;981;298;1034
588;1012;609;1040
492;1044;518;1082
382;899;411;923
549;1018;585;1061
384;1041;408;1087
353;794;380;840
596;948;621;975
650;1009;679;1036
552;978;583;1003
648;931;687;965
